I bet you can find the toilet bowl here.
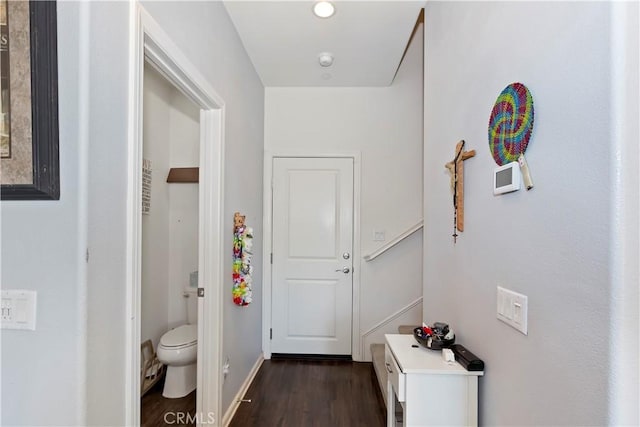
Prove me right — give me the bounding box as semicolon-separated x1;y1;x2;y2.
157;323;197;398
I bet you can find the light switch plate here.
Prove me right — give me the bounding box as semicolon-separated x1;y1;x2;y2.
373;230;386;241
497;286;527;335
1;290;37;330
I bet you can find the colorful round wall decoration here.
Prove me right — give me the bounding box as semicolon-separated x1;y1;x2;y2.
488;82;534;166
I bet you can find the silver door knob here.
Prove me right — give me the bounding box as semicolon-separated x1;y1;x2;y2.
343;252;350;260
335;267;350;274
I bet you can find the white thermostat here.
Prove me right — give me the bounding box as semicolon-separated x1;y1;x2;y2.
493;161;521;195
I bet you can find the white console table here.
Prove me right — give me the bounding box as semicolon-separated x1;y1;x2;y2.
385;334;483;427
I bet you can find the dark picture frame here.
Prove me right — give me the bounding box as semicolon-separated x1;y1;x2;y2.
1;0;59;200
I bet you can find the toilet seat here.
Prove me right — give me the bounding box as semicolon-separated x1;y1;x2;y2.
160;324;197;349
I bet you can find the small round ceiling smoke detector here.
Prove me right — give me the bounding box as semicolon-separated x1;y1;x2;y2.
313;1;335;18
318;52;334;67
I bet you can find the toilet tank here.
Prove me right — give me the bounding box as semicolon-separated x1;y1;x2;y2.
185;287;198;324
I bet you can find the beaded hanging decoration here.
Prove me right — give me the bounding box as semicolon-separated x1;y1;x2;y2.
232;212;253;306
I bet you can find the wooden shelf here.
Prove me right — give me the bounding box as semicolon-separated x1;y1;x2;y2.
166;167;199;183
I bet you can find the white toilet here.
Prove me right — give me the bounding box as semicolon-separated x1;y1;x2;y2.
157;288;198;398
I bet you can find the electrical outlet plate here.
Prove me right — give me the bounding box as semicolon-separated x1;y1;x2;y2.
497;286;527;335
373;230;385;241
1;290;37;330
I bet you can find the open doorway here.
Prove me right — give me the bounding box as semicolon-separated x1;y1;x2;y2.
140;62;201;424
127;7;226;426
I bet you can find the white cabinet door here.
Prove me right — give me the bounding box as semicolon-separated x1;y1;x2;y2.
271;157;354;355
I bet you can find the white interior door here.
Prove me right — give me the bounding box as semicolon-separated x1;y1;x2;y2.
271;157;354;355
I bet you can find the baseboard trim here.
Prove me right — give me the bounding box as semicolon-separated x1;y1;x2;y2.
271;353;352;362
221;354;265;427
360;296;423;357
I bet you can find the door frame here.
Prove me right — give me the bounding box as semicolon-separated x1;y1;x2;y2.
262;150;362;361
127;5;226;426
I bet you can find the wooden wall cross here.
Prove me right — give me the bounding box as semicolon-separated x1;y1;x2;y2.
445;140;475;241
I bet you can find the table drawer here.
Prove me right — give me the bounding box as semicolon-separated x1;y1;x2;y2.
385;344;405;402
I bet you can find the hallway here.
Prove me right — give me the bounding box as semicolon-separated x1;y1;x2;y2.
230;359;386;427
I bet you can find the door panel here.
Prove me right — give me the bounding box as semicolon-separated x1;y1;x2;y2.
287;170;338;259
287;279;337;337
271;157;353;355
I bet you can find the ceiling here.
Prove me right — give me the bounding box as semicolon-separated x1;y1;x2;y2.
223;1;424;87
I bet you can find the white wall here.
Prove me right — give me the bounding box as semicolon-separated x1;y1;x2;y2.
141;65;172;349
265;24;424;361
167;78;201;330
167;209;199;327
1;2;87;425
167;182;199;328
141;65;200;350
85;1;131;422
423;2;637;425
84;1;265;422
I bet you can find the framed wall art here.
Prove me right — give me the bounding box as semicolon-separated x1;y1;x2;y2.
1;0;59;200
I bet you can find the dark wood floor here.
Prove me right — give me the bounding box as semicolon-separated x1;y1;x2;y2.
141;375;196;427
230;359;386;427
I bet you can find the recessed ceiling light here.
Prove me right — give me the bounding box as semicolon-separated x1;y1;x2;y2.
313;1;335;18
